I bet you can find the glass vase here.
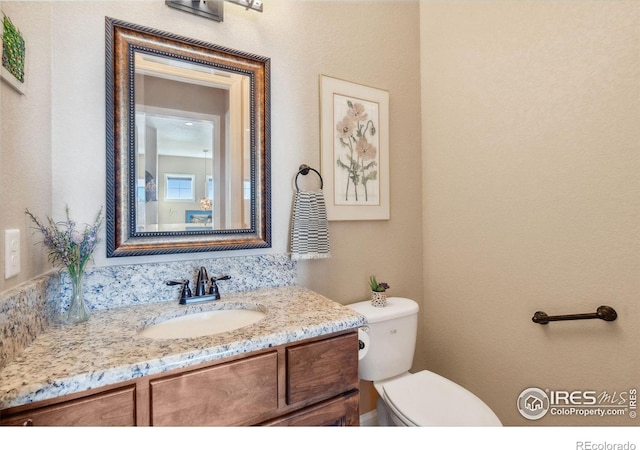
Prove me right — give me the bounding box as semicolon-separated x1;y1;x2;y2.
67;271;90;324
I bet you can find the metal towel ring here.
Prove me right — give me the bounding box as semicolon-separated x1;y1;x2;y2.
295;164;323;191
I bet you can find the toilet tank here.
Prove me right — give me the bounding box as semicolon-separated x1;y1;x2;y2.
348;297;419;382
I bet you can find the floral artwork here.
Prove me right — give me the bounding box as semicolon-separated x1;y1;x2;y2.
333;95;380;205
321;75;389;221
1;15;25;83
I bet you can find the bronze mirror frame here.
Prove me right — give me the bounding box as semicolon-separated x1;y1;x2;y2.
105;17;270;257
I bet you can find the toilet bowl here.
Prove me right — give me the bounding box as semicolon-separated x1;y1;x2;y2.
348;297;502;426
375;371;502;426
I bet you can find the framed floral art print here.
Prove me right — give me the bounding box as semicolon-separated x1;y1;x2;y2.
320;75;389;221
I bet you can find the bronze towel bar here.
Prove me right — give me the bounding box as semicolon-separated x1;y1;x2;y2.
532;306;617;325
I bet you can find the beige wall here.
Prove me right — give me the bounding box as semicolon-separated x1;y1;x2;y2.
420;1;640;426
0;1;52;293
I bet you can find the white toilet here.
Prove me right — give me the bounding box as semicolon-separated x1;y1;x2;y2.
348;297;502;426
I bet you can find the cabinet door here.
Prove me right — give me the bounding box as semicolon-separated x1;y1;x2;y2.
261;390;360;426
286;332;358;405
150;351;278;426
0;386;136;426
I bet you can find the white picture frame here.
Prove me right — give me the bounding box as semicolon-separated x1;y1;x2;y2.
320;75;389;221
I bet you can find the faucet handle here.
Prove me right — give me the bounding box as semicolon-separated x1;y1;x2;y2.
208;274;231;298
167;279;192;303
212;274;231;282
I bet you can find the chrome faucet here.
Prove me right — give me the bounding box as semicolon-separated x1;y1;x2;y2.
167;266;231;305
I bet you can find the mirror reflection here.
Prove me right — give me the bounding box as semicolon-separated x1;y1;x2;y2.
134;53;251;232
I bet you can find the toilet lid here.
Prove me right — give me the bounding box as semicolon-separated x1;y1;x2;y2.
381;370;502;426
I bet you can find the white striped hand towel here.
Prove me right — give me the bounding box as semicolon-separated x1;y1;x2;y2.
290;190;331;260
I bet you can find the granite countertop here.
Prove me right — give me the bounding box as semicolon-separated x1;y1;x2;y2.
0;286;365;410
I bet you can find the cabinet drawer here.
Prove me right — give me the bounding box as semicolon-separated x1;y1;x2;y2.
150;351;278;426
0;386;136;426
286;332;358;405
262;390;359;426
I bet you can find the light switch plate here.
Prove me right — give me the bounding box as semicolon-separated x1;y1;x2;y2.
5;229;20;279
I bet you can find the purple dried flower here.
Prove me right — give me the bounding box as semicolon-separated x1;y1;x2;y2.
25;206;104;277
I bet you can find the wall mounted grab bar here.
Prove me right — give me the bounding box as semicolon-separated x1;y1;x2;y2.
532;306;617;325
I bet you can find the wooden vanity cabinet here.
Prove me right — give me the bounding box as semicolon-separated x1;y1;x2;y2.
261;391;359;426
0;386;136;426
286;332;359;406
0;330;359;426
150;352;279;426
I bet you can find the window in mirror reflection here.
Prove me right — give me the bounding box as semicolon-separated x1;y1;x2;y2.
165;175;195;200
207;177;214;200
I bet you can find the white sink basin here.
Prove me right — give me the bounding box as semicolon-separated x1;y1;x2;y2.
138;308;266;339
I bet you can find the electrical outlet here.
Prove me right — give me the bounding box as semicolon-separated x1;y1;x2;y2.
5;229;20;279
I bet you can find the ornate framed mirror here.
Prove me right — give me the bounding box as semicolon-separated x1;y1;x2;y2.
105;17;270;257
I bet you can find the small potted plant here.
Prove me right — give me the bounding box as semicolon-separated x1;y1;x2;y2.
369;275;390;307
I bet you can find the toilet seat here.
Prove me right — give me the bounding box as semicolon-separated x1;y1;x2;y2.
379;370;502;426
